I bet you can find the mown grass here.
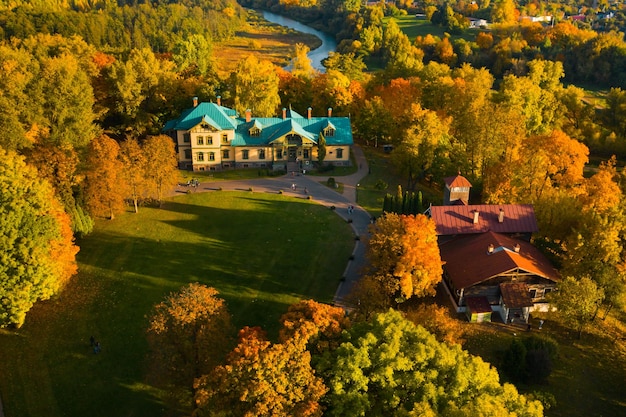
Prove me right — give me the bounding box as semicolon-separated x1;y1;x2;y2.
0;191;354;417
464;314;626;417
384;15;478;42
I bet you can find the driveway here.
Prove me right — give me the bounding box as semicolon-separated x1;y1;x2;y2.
170;145;370;307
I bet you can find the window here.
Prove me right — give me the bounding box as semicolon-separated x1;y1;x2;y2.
207;137;213;145
197;136;204;145
223;150;230;159
543;288;552;297
197;152;204;161
184;149;192;159
529;289;537;299
250;128;261;137
277;150;283;159
183;133;190;143
303;149;309;159
209;152;215;161
324;127;335;137
336;148;343;158
258;149;265;159
222;134;228;143
242;150;249;160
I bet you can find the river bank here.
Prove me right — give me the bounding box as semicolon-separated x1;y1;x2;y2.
212;9;335;75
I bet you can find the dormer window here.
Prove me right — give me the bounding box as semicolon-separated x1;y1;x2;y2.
323;122;336;137
250;127;261;137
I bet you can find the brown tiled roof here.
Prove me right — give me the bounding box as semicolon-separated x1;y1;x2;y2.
440;231;560;290
430;204;538;236
500;283;534;308
444;174;472;188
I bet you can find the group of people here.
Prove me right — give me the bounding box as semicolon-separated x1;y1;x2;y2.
347;204;355;214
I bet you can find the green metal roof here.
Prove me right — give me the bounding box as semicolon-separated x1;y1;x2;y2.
164;102;353;147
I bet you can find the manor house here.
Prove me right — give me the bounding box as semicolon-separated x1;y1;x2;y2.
163;97;354;172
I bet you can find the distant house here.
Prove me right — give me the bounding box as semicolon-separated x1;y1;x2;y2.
468;18;488;28
428;174;559;323
163;97;353;172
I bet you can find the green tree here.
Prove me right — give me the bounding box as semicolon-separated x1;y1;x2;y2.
0;150;78;327
316;310;544;416
143;134;179;207
548;276;605;339
317;133;327;166
173;34;214;77
148;283;233;410
231;55;281;117
381;19;424;79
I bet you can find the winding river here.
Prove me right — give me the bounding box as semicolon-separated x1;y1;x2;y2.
260;11;337;73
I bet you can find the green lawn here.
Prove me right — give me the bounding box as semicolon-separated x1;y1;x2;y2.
384;15;478;42
0;191;354;417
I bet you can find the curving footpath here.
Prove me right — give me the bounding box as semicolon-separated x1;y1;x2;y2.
169;145;371;308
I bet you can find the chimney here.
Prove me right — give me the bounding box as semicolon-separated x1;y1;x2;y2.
498;208;504;223
193;96;198;107
328;107;332;117
473;210;480;224
307;107;312;119
514;243;521;253
217;95;221;106
488;244;494;254
283;108;287;119
245;109;251;123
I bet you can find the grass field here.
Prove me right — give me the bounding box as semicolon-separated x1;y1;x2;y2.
213;10;322;77
0;191;354;417
384;15;478;43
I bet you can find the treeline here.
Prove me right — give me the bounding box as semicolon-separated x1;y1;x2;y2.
0;0;245;50
147;285;545;416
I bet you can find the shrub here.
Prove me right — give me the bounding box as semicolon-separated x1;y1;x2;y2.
375;179;388;190
327;177;336;187
502;335;558;383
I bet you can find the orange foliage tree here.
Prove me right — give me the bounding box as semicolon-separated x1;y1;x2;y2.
366;213;443;302
194;326;327;417
143;134;179;207
279;299;349;354
84;134;128;219
147;283;233;409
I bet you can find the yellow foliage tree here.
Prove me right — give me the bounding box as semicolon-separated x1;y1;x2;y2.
366;213;443;302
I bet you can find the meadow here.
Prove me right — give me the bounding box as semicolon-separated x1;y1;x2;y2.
0;191;354;417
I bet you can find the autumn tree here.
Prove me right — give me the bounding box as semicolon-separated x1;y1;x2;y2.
84;134;128;220
147;283;233;410
316;310;544;416
231;55;281;117
279;299;348;354
548;276;604;339
405;303;467;345
366;213;443;302
0;150;78;327
194;326;327;417
143;134;179;206
290;43;316;79
119;138;146;213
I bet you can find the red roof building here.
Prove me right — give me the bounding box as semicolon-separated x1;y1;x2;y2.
430;204;538;237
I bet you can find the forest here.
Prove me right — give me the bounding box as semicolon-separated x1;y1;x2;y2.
1;0;626;415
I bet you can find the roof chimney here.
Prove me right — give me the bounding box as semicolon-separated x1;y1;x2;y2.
473;210;480;224
307;107;312;119
217;95;221;106
193;96;198;107
328;107;332;117
283;108;287;119
488;244;494;254
514;243;521;253
498;208;504;223
245;109;251;123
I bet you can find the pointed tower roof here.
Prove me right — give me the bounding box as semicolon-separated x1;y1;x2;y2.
444;173;472;188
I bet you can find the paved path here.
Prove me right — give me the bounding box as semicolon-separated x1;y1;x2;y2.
171;145;370;307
